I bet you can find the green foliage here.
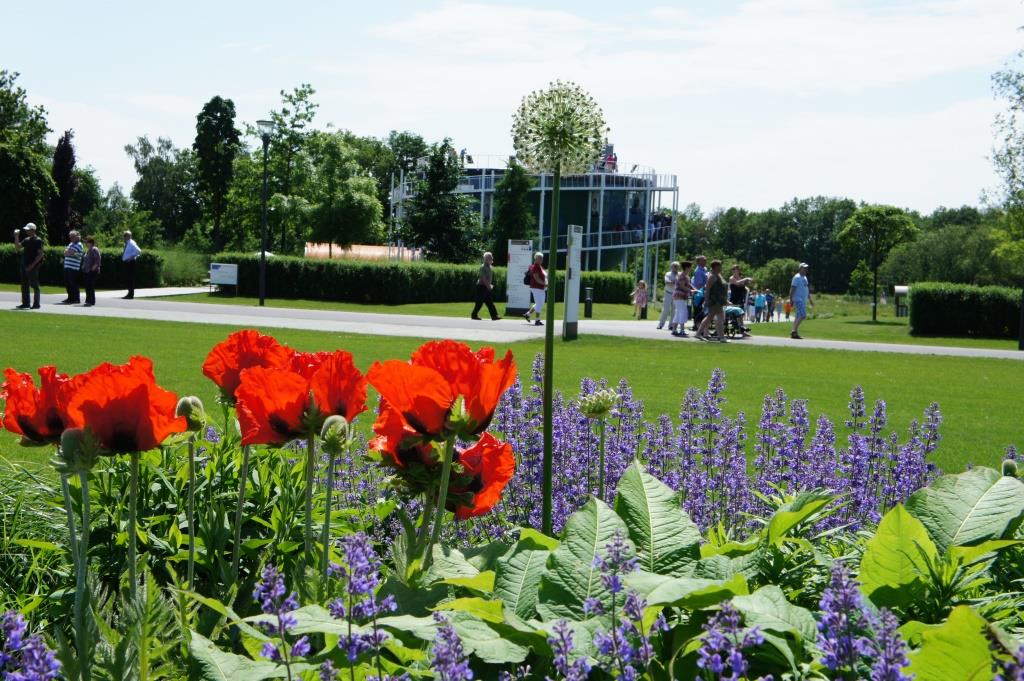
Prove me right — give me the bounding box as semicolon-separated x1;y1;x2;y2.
157;249;209;286
82;183;161;250
752;257;801;296
124;136;202;244
307;132;383;248
0;71;55;234
906;605;994;681
400;138;481;262
906;467;1024;553
193;96;241;248
211;252;633;304
909;281;1022;338
848;259;873;296
489;160;537;263
46;129;80;242
613;461;701;576
859;504;937;610
0;244;163;288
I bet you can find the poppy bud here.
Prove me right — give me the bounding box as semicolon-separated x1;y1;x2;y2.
176;396;206;431
1003;458;1018;478
55;427;100;474
321;415;349;455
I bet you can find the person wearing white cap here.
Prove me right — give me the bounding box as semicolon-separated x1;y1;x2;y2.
788;262;814;339
14;223;44;309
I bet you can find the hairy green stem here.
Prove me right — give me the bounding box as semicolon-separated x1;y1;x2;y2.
231;445;252;580
542;163;561;535
424;438;455;570
320;445;338;586
129;451;139;600
187;434;197;590
304;435;317;568
62;473;91;681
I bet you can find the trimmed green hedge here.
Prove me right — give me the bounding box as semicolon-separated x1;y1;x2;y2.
212;253;634;304
0;244;163;290
909;282;1022;339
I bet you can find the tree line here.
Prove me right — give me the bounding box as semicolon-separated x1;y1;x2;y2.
2;69;1022;295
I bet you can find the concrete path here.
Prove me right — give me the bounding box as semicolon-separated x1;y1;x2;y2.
3;290;1021;360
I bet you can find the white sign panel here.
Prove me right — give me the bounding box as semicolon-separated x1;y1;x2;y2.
563;225;583;339
506;239;534;313
209;263;238;286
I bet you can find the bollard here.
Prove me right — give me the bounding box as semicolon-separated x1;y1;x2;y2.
584;287;594;318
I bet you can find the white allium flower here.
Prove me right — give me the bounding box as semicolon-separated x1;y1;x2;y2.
511;81;607;174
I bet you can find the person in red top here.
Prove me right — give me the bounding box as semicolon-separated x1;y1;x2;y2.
523;252;547;326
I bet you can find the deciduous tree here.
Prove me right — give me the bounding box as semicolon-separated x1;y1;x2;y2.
0;70;54;235
124;136;201;244
838;204;918;321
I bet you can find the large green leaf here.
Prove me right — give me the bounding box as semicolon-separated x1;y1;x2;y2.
625;571;749;609
189;632;311;680
536;498;632;620
906;467;1024;553
731;585;817;642
379;612;528;664
859;504;937;610
906;606;993;681
245;605;369;637
614;461;701;576
764;491;832;544
494;538;551;619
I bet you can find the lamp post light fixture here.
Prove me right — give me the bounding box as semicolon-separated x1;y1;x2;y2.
257;119;275;306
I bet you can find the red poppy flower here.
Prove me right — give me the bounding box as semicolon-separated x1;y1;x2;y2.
369;402;436;469
366;361;454;438
1;366;78;444
202;330;293;401
66;356;186;453
309;351;367;422
235;367;310;446
288;350;332;380
367;340;516;442
448;433;515;519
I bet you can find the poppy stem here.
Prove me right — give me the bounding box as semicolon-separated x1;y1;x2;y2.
232;445;251;580
129;450;139;601
62;472;92;681
187;433;197;590
425;438;455;570
320;439;340;589
304;435;317;568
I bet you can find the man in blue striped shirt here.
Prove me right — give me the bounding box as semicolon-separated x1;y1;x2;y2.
60;230;84;304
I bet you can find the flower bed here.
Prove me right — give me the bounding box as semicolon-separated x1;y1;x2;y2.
1;331;1022;681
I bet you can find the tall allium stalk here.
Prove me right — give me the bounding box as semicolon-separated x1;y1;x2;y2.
175;395;206;590
512;80;606;534
580;388;617;501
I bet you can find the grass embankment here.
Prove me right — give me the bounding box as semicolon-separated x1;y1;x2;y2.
1;313;1021;473
156;292;1019;351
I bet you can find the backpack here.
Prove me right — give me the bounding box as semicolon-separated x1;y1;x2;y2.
523;269;532;286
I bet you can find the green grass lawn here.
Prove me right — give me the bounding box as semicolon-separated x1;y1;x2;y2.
158;291;1019;350
0;283;67;295
2;312;1021;474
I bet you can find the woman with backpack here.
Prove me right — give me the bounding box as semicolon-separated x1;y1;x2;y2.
523;252;547;326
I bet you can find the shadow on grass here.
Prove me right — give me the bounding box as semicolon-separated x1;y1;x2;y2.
842;320;906;327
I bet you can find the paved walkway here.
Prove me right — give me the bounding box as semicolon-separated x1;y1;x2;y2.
4;289;1022;360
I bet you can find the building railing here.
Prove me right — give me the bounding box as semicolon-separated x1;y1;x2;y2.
539;227;675;252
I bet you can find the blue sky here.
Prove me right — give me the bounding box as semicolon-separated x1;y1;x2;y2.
4;0;1020;212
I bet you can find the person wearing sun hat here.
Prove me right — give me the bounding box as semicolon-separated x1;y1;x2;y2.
788;262;814;339
14;223;44;309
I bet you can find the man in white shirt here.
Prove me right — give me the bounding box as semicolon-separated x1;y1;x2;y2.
656;261;679;331
788;262;813;339
121;230;142;299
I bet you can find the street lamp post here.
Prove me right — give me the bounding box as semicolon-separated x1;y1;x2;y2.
257;119;275;306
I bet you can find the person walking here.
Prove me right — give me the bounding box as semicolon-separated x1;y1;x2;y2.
728;265;753;337
754;290;766;322
14;223;43;310
696;260;729;342
60;230;84;304
691;255;708;332
788;262;814;339
523;252;547;326
764;289;775;321
81;236;101;306
121;230;141;299
656;261;679;331
470;251;501;320
671;261;695;337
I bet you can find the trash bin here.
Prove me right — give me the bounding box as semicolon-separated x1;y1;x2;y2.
584;287;594;318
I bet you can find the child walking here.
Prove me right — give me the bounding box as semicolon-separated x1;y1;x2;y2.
631;280;648;318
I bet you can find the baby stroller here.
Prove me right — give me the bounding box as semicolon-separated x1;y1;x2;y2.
724;306;748;338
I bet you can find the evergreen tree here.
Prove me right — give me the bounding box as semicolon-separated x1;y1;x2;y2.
194;96;241;249
401;139;480;262
489;160;536;263
46;129;80;242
